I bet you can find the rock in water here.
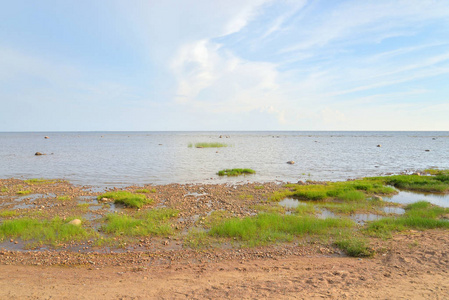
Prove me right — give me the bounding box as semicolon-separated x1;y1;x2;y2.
35;152;44;156
44;136;49;139
377;144;381;147
68;219;82;226
287;161;295;165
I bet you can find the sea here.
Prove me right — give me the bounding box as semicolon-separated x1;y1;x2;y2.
0;131;448;188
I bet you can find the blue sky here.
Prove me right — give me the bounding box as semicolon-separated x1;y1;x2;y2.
1;0;449;131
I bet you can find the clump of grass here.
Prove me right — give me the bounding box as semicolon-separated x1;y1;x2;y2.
0;210;19;218
209;213;353;247
424;169;449;176
269;189;294;201
97;191;152;208
368;173;449;193
295;203;316;215
1;186;8;193
185;228;212;249
217;169;256;176
239;194;254;200
0;217;94;246
135;188;156;194
24;178;59;185
189;142;228;148
365;201;449;238
202;210;233;228
57;195;71;201
16;190;32;195
334;236;374;257
101;208;179;236
270;180;396;202
252;204;285;215
254;185;265;190
77;203;90;210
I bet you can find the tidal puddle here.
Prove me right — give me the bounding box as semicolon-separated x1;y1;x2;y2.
351;214;383;225
317;209;337;219
386;190;449;208
382;206;405;214
278;198;305;209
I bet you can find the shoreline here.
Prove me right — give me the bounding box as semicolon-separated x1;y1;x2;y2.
1;176;449;298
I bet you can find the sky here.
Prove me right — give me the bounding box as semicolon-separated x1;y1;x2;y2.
1;0;449;131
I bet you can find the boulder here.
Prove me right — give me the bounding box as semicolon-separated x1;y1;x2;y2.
68;219;82;226
44;136;49;139
35;152;44;156
377;144;381;147
287;161;295;165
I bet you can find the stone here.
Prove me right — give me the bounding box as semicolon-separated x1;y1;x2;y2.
377;144;381;147
372;195;383;201
287;161;295;165
35;152;44;156
44;136;49;139
68;219;82;226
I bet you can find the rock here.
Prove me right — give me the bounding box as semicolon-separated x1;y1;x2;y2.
68;219;82;226
287;161;295;165
377;144;381;147
425;149;430;152
372;195;383;201
44;136;49;139
35;152;44;156
219;135;223;138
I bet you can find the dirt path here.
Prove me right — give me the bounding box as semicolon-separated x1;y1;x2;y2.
1;230;448;299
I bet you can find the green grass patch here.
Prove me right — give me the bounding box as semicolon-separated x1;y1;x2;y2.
16;190;32;195
270;180;396;202
365;201;449;238
184;228;212;249
135;188;156;194
101;208;179;237
295;203;316;215
254;185;265;190
201;210;234;228
218;169;256;176
317;198;385;215
334;236;374;257
1;186;8;193
252;204;285;215
24;178;60;185
0;210;19;218
98;191;153;208
57;195;71;201
189;142;228;148
367;173;449;193
238;194;254;200
209;213;354;247
424;169;449;176
0;217;94;246
77;203;91;210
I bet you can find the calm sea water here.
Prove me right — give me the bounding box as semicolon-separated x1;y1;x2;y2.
0;131;448;187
